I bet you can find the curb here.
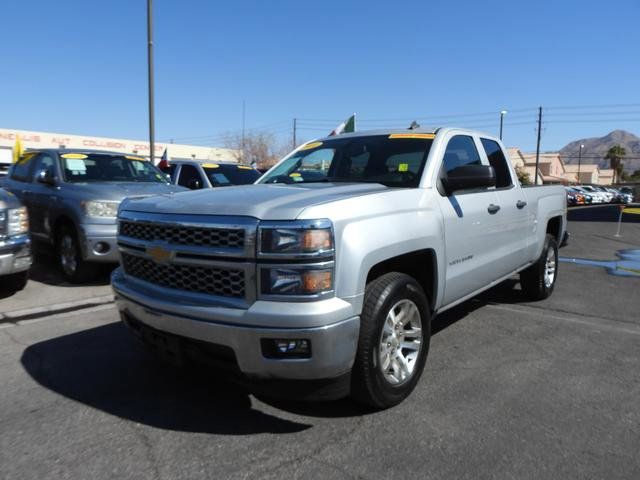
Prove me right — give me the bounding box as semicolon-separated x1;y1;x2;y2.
0;294;115;324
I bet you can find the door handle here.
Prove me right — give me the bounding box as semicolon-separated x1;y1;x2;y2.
516;200;527;209
487;204;501;214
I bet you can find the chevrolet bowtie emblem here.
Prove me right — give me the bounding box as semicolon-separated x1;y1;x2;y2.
147;245;174;263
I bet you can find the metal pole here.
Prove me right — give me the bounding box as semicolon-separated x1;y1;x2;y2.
577;144;583;183
241;100;245;163
147;0;155;164
293;118;297;149
534;106;542;185
499;110;507;140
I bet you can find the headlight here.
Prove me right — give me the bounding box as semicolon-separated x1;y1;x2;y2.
7;207;29;235
260;266;334;296
258;219;334;257
83;200;120;218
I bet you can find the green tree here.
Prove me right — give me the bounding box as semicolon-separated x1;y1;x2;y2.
515;165;531;185
604;145;626;184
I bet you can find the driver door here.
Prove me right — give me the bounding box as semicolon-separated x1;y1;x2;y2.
27;153;59;238
434;134;502;306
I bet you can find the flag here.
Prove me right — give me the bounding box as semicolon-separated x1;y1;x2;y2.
12;134;24;163
157;148;169;169
329;113;356;136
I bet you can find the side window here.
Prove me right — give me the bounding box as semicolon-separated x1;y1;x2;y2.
10;152;38;182
480;139;512;188
177;164;202;189
441;135;482;175
32;154;56;179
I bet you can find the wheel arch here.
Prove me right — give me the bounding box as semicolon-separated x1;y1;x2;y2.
365;249;438;312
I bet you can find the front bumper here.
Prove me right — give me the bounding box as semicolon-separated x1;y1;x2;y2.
79;223;119;263
0;234;32;276
112;268;360;380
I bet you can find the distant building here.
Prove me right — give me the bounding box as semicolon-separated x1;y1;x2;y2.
563;164;600;184
599;169;614;185
0;127;238;166
507;148;542;184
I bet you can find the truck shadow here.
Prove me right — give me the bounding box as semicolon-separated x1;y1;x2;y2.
28;251;114;287
20;321;311;435
20;281;526;426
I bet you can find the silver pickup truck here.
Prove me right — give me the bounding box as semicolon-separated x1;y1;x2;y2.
0;188;31;291
112;128;566;408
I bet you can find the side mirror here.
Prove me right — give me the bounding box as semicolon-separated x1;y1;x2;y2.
37;168;56;186
187;178;201;190
442;165;496;195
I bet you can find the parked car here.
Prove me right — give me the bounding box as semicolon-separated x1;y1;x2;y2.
565;187;584;206
575;185;605;204
619;186;635;202
161;160;262;190
0;188;31;291
1;149;185;282
112;127;567;408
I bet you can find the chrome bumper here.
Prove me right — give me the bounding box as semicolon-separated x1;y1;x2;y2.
112;268;360;380
0;234;32;276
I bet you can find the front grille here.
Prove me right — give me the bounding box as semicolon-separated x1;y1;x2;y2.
121;252;245;298
119;221;245;249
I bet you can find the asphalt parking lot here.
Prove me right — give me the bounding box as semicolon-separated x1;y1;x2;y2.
1;206;639;479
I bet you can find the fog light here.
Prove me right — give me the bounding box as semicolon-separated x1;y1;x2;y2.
94;242;110;254
261;338;311;359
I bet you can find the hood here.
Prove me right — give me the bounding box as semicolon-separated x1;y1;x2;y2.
60;182;185;201
121;183;389;220
0;187;23;209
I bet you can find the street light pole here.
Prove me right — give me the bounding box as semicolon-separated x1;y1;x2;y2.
577;144;584;183
499;110;507;140
147;0;155;163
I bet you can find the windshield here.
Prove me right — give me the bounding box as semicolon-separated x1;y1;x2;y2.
60;154;168;183
203;164;261;186
258;134;434;188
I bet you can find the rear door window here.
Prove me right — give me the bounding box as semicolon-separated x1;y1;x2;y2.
480;138;513;188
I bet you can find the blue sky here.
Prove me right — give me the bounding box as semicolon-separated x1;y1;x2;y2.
2;0;639;151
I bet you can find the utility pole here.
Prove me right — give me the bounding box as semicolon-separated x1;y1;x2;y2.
146;0;155;163
577;144;584;183
534;106;543;185
292;118;297;149
499;110;507;140
241;100;246;164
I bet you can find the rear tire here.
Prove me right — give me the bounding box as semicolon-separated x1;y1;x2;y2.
351;272;431;409
2;270;29;292
520;234;558;301
56;225;94;283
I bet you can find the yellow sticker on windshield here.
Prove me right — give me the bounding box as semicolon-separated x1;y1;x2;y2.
398;163;409;172
237;165;252;170
202;163;219;168
299;141;323;151
60;153;88;159
125;155;146;161
388;133;436;139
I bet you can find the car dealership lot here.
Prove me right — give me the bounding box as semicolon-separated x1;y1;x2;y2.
1;207;639;480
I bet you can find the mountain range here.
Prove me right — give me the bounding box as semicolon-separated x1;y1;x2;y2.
560;130;640;174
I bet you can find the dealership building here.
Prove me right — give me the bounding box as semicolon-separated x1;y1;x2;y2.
0;127;238;166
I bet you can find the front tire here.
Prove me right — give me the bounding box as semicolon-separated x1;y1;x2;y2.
351;272;431;409
56;225;94;283
520;234;558;301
